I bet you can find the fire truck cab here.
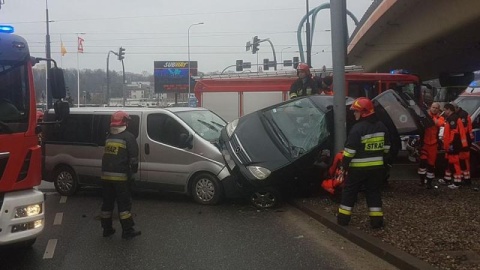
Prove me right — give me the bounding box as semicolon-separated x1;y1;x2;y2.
0;25;68;247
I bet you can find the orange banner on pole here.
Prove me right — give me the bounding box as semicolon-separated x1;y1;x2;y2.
61;41;67;56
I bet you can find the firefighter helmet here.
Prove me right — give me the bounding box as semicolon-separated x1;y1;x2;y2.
110;111;131;127
296;63;311;76
350;97;374;117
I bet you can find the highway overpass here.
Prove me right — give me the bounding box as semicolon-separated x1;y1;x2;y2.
347;0;480;81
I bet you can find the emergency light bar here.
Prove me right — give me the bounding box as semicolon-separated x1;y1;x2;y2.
0;25;14;33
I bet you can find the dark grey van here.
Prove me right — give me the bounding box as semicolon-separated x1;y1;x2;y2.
43;107;232;205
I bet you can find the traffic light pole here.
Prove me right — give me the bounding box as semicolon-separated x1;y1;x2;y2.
121;59;126;107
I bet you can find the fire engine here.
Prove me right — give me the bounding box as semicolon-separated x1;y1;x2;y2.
0;25;68;247
194;66;422;122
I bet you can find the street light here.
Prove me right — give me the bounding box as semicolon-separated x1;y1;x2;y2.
280;46;291;65
188;22;204;98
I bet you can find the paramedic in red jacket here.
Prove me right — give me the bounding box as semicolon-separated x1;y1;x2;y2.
417;102;444;189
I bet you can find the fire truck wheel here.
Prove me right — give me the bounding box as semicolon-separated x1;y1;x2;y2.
53;166;79;196
250;187;282;209
191;173;222;205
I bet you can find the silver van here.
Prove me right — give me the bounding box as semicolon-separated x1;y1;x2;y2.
42;107;233;205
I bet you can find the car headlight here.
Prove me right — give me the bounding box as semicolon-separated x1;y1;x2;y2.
247;166;271;180
226;119;239;137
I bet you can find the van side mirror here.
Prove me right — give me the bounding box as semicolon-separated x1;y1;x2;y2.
49;67;67;99
178;133;193;149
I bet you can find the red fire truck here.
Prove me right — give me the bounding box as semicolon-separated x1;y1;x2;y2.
0;25;68;247
194;66;422;122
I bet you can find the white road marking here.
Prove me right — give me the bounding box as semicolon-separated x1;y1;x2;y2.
59;196;67;204
53;213;63;225
43;239;58;259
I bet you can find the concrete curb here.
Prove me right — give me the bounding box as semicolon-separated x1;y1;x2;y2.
290;200;437;270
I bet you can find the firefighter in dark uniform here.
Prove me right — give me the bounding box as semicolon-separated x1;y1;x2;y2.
337;97;391;229
289;63;318;99
100;111;141;239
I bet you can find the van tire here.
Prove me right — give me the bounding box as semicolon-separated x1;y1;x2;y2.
53;166;79;196
250;187;281;209
191;173;222;205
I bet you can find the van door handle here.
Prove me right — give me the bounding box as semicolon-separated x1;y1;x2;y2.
145;143;150;155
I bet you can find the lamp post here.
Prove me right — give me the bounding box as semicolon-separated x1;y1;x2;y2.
280;46;291;67
188;22;204;98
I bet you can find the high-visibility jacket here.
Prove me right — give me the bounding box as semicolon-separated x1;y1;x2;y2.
457;108;473;147
423;112;444;145
343;115;391;169
443;113;467;154
101;130;139;181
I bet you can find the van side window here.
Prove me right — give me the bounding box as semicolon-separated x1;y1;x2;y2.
147;113;188;148
44;114;93;144
92;114;140;146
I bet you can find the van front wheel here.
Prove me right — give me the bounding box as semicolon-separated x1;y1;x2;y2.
53;166;79;196
191;173;222;205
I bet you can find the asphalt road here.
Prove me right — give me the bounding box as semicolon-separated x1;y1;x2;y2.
0;188;397;270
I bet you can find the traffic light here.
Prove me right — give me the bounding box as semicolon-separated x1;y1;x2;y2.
236;60;243;72
293;57;299;69
118;47;125;61
252;36;260;54
263;58;269;71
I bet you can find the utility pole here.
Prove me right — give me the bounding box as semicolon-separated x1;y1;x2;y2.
305;0;312;67
331;0;347;154
45;0;52;109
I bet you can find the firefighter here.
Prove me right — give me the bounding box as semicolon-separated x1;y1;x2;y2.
289;63;318;99
100;111;141;239
417;102;444;189
337;97;391;229
451;102;473;185
439;103;468;189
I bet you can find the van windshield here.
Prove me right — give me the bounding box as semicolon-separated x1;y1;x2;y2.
176;110;227;142
263;98;329;159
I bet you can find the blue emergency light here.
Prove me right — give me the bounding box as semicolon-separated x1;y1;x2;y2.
0;25;14;33
469;80;479;87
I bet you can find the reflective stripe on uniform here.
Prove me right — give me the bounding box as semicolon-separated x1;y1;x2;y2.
105;141;127;149
369;207;383;217
101;172;128;181
349;156;384;168
360;132;385;141
384;145;391;153
101;211;112;218
343;148;356;157
119;211;132;220
338;204;352;215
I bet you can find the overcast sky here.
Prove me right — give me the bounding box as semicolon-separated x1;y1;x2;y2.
1;0;373;74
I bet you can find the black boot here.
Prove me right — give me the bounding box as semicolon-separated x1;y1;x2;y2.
426;177;433;189
120;217;141;240
418;174;426;186
101;218;115;237
370;216;384;229
337;213;351;226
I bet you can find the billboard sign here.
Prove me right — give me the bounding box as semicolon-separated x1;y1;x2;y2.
154;61;197;93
